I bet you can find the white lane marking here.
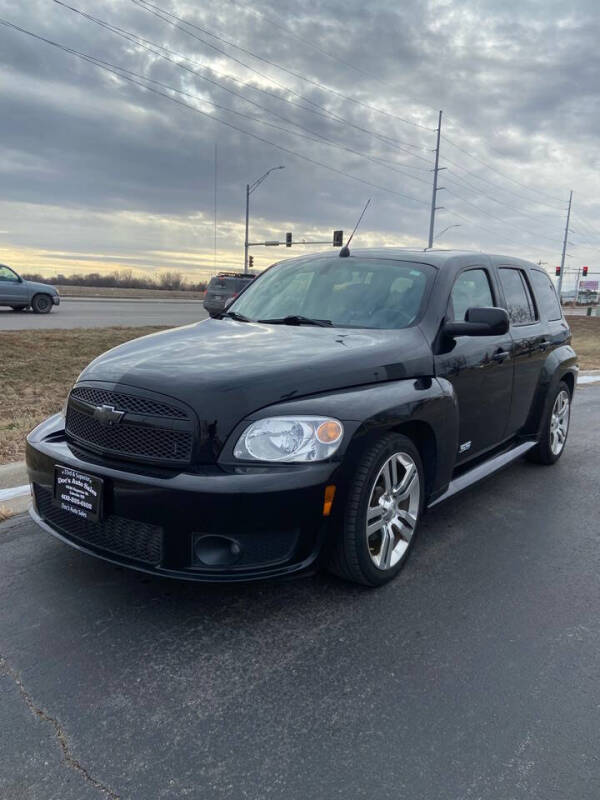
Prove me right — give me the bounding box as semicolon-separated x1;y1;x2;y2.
578;375;600;384
0;485;31;502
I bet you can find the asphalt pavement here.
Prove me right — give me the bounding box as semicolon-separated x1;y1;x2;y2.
0;298;208;330
1;386;599;800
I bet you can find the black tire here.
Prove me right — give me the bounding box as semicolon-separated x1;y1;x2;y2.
526;380;571;465
31;294;53;314
329;433;424;587
11;305;28;311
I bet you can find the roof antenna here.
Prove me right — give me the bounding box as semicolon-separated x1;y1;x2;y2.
339;198;371;257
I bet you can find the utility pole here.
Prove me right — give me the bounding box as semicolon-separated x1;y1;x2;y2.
557;190;573;302
213;143;217;271
428;110;444;249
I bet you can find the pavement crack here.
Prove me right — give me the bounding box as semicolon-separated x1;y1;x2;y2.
0;655;120;799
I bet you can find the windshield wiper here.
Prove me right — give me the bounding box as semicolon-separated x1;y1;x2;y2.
219;310;252;322
257;314;333;327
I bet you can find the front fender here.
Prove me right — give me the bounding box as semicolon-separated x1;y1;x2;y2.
220;378;459;502
524;344;578;436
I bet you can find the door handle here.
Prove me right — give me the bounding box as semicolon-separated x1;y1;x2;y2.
537;339;551;351
492;348;510;363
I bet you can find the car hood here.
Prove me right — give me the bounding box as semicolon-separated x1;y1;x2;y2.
76;319;433;462
26;280;58;295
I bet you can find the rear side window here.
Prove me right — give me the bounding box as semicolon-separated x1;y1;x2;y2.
449;268;494;321
530;269;562;321
499;268;537;325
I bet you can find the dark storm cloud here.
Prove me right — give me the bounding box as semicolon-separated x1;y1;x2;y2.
0;0;599;271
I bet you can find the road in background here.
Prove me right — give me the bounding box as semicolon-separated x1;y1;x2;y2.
0;297;208;330
1;386;599;799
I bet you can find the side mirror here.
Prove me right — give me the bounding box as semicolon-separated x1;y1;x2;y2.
443;306;510;338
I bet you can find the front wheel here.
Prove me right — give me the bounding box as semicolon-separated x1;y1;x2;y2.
527;380;571;465
329;434;424;587
31;294;53;314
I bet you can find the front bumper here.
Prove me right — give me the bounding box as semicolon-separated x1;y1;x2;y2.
52;294;60;306
26;415;340;582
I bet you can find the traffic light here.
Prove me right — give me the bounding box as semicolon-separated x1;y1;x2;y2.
583;265;589;276
333;230;344;247
248;256;254;268
285;232;292;247
555;266;561;276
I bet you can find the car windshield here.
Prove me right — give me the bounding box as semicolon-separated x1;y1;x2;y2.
230;257;434;329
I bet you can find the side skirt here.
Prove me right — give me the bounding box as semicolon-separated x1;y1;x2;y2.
427;440;536;509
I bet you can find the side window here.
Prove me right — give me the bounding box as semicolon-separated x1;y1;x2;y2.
449;268;494;321
499;268;536;325
0;265;19;282
530;269;562;321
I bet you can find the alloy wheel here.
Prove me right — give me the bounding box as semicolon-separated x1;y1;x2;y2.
366;452;420;570
550;389;570;455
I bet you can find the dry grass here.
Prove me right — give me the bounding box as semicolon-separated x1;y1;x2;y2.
56;285;205;300
568;316;600;371
1;327;167;463
0;317;598;465
0;505;13;522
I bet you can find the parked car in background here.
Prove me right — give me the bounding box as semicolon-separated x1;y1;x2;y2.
203;272;256;316
0;264;60;313
27;249;577;587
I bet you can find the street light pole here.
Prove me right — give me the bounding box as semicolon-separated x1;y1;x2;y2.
433;223;461;243
244;183;250;273
243;166;285;273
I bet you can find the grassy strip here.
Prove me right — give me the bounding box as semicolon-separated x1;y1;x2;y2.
1;318;598;464
56;285;205;300
567;317;600;371
1;327;167;463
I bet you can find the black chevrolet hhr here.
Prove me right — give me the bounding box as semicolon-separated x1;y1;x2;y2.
27;249;577;586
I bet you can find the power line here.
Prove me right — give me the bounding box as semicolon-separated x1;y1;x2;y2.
129;0;436;132
223;0;440;115
52;0;433;182
440;150;566;213
443;186;563;247
442;169;562;230
442;133;568;206
570;213;600;242
0;17;431;209
53;0;431;165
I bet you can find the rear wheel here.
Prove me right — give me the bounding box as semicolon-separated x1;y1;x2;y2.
31;294;53;314
329;433;424;586
527;380;571;464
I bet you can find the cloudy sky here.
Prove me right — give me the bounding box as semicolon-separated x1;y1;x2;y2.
1;0;599;286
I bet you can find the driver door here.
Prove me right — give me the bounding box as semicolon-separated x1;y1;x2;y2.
0;265;27;304
434;266;513;464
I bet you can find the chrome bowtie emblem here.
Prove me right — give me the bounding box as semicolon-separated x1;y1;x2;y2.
93;404;125;426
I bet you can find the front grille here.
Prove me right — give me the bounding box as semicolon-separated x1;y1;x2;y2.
70;386;187;419
65;385;194;466
67;407;192;463
34;484;163;565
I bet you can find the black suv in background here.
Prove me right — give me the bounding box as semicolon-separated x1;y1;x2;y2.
203;272;256;316
27;249;577;587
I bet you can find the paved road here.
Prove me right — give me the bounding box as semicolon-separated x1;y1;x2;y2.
1;387;599;800
0;298;208;330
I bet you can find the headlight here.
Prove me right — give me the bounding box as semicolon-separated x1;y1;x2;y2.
233;416;344;463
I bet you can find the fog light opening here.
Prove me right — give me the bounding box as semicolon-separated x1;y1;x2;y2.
193;535;242;567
